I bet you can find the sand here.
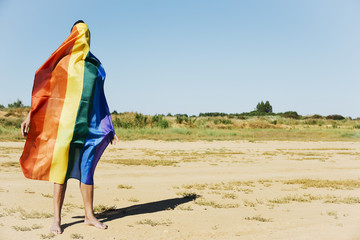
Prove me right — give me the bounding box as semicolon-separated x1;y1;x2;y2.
0;140;360;240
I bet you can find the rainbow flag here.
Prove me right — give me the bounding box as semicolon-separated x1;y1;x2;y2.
20;22;115;185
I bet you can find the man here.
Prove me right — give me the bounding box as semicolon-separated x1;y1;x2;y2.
20;20;117;234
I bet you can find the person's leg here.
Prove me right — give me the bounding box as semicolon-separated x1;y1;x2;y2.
80;182;107;229
50;182;67;234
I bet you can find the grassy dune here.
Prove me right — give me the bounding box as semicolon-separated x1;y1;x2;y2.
1;108;360;141
114;127;360;141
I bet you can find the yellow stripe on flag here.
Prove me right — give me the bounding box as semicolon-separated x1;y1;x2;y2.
49;24;90;183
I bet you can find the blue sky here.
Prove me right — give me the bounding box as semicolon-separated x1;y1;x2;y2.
0;0;359;117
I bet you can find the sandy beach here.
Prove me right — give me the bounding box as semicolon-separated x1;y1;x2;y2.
1;140;360;240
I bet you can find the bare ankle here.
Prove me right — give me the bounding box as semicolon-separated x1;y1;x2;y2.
50;220;62;234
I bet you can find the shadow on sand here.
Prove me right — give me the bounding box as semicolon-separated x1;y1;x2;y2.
62;195;199;230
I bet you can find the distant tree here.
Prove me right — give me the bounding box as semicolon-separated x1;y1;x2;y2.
310;114;323;119
8;99;24;108
256;101;272;113
280;111;301;119
326;115;345;120
199;112;227;117
0;104;4;109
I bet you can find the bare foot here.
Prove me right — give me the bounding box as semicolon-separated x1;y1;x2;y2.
84;216;108;229
50;220;62;234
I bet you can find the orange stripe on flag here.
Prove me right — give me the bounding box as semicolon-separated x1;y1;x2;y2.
20;29;80;181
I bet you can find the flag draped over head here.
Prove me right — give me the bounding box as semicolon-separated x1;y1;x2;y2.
20;22;115;185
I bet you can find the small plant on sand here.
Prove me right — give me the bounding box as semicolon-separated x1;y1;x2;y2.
176;191;200;199
128;197;139;202
93;204;116;214
175;204;193;211
31;224;43;229
323;196;360;204
40;233;55;239
221;193;237;199
41;193;53;198
136;218;172;227
71;233;84;239
327;211;338;219
245;215;272;222
117;184;133;189
0;161;20;168
63;203;83;212
194;198;239;208
12;225;32;231
243;199;257;207
105;158;178;167
283;179;360;190
268;194;317;204
5;207;53;219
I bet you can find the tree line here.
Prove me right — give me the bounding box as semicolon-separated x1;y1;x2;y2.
1;99;348;120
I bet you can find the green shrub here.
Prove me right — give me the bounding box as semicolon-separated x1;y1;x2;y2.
280;111;301;119
310;114;323;119
0;118;22;128
213;118;232;125
134;113;147;128
152;114;169;129
304;120;317;125
175;114;188;124
326;115;345;120
8;99;25;108
157;119;170;128
112;117;132;129
199;112;227;117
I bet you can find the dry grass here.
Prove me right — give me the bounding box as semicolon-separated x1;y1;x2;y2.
40;233;55;239
194;198;239;208
268;194;322;204
41;193;53;198
31;224;43;230
221;193;237;199
327;211;338;219
278;148;352;151
63;203;83;212
0;161;20;168
128;197;139;202
12;225;32;231
104;158;178;167
180;181;255;192
136;219;172;227
4;206;53;219
117;184;133;189
70;233;84;239
176;191;200;199
2;108;360;141
24;189;35;194
12;224;43;231
243;199;257;207
244;215;272;222
323;196;360;204
175;204;193;211
93;204;116;214
283;179;360;190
